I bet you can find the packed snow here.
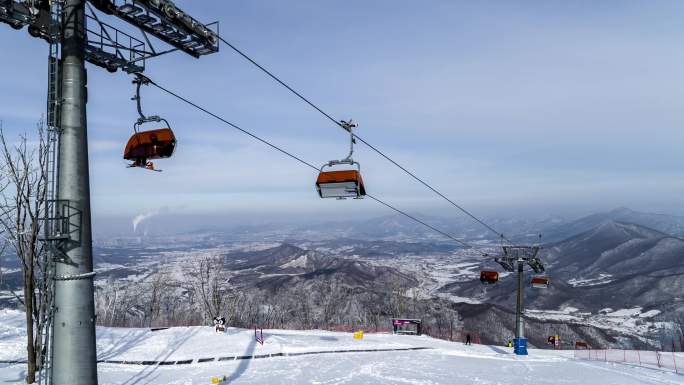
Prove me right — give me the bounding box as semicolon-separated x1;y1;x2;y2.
1;310;682;384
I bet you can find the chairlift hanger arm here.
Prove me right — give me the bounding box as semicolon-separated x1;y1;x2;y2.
132;73;162;125
340;119;356;162
324;119;357;168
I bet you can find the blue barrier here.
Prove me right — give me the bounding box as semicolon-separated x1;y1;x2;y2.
513;338;528;355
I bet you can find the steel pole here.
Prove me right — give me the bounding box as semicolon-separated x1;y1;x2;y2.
513;259;528;355
515;260;524;339
51;0;98;383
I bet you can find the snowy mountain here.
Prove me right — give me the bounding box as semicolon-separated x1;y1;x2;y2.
207;240;668;349
541;207;684;242
225;243;418;291
544;221;684;280
542;221;684;317
4;208;683;356
441;220;684;337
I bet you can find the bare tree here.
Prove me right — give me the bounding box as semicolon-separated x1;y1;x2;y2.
184;255;229;322
0;121;51;384
669;315;684;352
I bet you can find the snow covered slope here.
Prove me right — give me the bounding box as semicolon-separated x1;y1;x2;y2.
0;310;682;384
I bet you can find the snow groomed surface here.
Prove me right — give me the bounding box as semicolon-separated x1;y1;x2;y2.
97;346;433;366
1;310;683;384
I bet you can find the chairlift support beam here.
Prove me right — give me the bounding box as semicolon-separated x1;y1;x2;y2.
0;0;33;29
88;0;219;58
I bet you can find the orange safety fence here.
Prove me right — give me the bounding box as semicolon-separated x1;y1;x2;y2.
574;348;684;374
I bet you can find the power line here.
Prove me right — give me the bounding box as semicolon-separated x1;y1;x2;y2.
218;35;511;244
146;78;472;248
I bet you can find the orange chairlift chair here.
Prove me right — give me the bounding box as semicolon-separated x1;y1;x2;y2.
531;276;549;289
316;120;366;199
123;74;176;172
480;271;499;284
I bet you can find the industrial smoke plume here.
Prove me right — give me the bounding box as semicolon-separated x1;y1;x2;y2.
133;207;163;232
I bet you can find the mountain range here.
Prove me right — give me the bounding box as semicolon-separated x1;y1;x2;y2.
441;219;684;319
3;206;684;347
279;207;684;244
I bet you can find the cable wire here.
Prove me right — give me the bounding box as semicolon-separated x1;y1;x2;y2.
366;194;472;248
147;78;473;248
218;36;341;128
148;80;320;172
218;35;511;244
354;136;507;242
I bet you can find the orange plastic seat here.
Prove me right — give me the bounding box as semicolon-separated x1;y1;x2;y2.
531;277;549;288
123;128;176;167
480;271;499;284
316;169;366;198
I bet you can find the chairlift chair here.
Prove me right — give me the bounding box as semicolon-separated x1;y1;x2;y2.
124;127;176;171
480;271;499;284
316;120;366;199
531;276;549;289
123;74;176;172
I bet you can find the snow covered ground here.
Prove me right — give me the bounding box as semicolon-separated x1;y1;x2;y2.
1;310;682;384
526;306;671;345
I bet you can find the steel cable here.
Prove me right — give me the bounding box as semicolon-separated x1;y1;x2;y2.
146;78;474;248
218;35;511;244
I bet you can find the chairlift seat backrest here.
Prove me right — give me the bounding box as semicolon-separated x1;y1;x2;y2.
531;277;549;289
480;271;499;284
124;128;176;161
316;169;365;198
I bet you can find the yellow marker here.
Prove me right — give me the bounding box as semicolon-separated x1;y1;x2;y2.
211;376;226;384
353;331;364;340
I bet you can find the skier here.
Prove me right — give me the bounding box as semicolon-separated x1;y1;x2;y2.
465;333;471;345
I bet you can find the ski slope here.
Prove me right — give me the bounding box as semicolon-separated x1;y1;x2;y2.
1;310;682;384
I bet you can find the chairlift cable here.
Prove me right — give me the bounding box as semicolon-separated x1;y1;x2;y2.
146;80;321;172
366;194;472;248
217;36;342;129
217;35;511;244
145;78;473;248
354;136;508;242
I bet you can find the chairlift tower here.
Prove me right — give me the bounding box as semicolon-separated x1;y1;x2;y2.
494;245;544;355
1;1;218;383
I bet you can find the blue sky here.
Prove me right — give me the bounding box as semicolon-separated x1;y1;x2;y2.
1;0;684;228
